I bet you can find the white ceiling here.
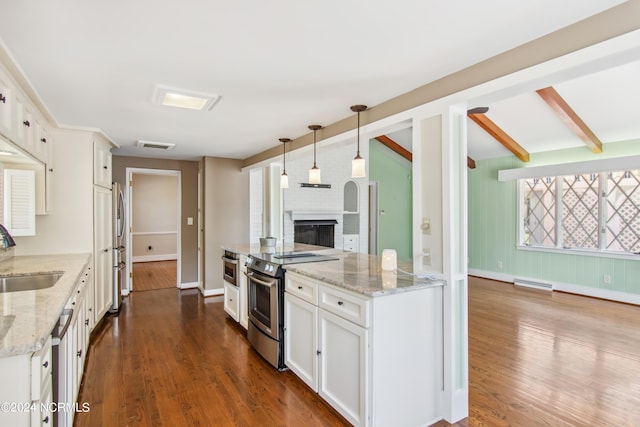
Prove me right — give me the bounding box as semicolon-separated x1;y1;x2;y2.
0;0;630;161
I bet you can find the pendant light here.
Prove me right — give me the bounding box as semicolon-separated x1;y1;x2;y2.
350;105;367;178
308;125;322;184
279;138;290;188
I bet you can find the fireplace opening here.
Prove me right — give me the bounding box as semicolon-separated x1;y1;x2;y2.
294;220;337;248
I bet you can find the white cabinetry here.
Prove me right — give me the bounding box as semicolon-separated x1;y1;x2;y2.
343;235;359;252
0;66;14;139
238;254;248;329
0;336;53;426
93;139;112;189
223;281;239;322
93;185;113;323
285;271;442;427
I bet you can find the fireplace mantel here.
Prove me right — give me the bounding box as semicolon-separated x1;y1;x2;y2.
287;210;343;221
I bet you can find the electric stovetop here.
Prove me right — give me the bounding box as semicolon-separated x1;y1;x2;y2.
252;251;339;265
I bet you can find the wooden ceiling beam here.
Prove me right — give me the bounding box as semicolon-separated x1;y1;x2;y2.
467;156;476;169
375;135;412;162
536;86;602;153
468;113;530;162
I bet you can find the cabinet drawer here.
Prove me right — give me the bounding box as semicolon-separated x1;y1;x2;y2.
343;244;358;252
223;281;239;322
343;235;358;245
31;335;52;401
31;380;52;427
286;272;319;305
319;285;370;328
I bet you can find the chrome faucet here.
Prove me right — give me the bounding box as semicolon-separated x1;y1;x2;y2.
0;224;16;249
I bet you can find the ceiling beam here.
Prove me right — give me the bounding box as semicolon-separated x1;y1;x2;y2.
536;86;603;153
468;113;530;162
467;156;476;169
375;135;412;162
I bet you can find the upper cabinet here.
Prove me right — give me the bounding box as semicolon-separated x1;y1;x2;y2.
93;136;112;188
0;67;14;139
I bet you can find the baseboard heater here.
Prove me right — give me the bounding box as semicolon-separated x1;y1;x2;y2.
514;278;553;291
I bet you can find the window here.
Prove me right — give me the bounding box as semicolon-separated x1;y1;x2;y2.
519;169;640;255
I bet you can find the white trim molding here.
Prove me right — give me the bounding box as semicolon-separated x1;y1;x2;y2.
132;254;177;263
201;287;224;297
179;281;198;290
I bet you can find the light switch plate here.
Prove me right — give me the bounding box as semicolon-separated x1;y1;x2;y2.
187;217;193;225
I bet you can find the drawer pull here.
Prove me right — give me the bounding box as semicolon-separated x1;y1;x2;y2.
77;350;82;358
43;360;49;368
316;350;321;356
297;286;303;290
43;415;49;424
85;318;89;326
337;301;344;306
23;120;30;127
0;93;6;103
41;137;47;143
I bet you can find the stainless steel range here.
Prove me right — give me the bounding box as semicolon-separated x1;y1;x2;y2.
245;251;338;370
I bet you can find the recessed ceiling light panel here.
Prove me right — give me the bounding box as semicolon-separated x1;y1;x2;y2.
152;85;220;111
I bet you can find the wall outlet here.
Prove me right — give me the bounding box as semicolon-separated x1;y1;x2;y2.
603;274;612;285
187;217;193;225
497;261;503;270
422;250;431;266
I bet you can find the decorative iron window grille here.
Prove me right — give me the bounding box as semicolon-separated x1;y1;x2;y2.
520;169;640;255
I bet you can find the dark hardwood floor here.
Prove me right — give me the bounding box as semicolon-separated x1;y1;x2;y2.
132;260;177;291
75;275;640;426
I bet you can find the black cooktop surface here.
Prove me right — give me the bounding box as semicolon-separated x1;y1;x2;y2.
250;251;339;266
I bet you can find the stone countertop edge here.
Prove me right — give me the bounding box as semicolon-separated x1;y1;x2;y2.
222;244;445;297
0;253;92;358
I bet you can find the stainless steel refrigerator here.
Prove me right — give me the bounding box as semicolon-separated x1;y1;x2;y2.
109;181;126;313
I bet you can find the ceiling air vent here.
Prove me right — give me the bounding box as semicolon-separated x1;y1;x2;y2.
136;140;176;150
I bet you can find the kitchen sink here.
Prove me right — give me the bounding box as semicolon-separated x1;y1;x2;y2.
0;273;63;293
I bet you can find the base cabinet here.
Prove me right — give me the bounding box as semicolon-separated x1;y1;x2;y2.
285;271;442;427
223;281;239;322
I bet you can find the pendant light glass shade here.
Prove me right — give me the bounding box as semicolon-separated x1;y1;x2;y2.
308;125;322;184
279;138;290;189
350;105;367;178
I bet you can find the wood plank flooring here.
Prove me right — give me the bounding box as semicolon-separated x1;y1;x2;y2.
75;275;640;426
132;260;177;291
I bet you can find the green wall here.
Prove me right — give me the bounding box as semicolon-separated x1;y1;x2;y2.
370;139;413;261
468;140;640;295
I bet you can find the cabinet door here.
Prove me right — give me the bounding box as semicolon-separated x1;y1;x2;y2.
318;309;368;427
13;92;35;152
93;139;112;188
284;293;318;391
0;67;13;139
94;186;113;322
223;281;239;322
33;118;49;164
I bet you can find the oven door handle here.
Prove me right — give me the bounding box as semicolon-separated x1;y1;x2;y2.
222;256;239;265
244;271;276;288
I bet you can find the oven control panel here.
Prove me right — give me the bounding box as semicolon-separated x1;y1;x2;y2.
246;255;280;277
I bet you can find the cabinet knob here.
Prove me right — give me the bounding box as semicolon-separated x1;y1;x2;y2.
72;301;76;305
41;137;47;143
103;165;108;169
43;416;49;424
297;286;303;290
43;360;49;368
316;350;321;356
337;301;344;306
85;318;89;326
0;93;5;103
77;350;82;358
104;248;109;252
48;168;54;173
23;120;30;127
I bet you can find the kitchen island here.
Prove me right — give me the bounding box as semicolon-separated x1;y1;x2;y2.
223;244;446;427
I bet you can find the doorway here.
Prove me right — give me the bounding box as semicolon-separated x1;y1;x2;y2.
126;168;182;292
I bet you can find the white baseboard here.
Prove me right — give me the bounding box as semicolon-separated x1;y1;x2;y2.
201;288;224;297
132;254;177;263
179;282;198;290
468;269;514;283
469;269;640;306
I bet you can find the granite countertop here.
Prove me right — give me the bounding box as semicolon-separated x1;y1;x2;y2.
284;251;445;297
0;253;92;357
222;243;445;297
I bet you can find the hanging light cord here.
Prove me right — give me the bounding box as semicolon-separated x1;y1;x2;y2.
282;140;286;172
356;109;361;157
313;129;317;167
